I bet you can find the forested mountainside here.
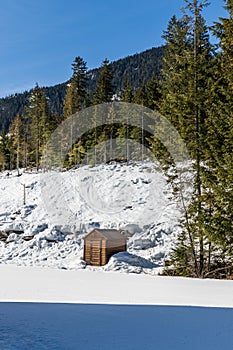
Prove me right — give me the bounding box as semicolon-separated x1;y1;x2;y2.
0;46;163;132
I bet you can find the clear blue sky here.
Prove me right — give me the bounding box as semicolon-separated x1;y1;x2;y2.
0;0;227;98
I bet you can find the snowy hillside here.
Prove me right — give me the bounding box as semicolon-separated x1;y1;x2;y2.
0;162;191;273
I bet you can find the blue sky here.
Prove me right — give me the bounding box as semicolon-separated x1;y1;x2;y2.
0;0;227;98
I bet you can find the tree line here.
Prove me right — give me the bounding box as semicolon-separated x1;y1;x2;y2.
0;47;164;132
0;55;161;172
0;0;232;278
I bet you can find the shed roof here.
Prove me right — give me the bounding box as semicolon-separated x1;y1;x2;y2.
85;229;126;241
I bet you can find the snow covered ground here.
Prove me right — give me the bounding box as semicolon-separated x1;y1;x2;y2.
0;265;233;350
1;264;233;307
0;161;192;273
1;302;233;350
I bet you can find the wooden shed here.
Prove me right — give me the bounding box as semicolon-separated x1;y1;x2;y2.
83;229;127;266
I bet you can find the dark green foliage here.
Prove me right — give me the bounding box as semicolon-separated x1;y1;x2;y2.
161;0;220;278
8;113;23;174
0;46;164;132
163;0;233;279
145;74;161;110
121;77;133;103
24;84;51;170
203;0;233;260
93;59;113;104
0;92;30;132
63;56;88;119
0;130;11;171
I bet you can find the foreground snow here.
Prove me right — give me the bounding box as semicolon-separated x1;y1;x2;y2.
1;265;233;349
1;264;233;307
1;302;233;350
0;162;192;273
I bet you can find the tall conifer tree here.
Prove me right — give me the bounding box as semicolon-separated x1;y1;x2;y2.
203;0;233;266
25;84;50;170
162;1;217;277
91;59;113;163
93;59;113;104
9;114;23;175
63;57;88;166
63;56;88;119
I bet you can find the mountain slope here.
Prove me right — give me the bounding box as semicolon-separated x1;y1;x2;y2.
0;46;164;131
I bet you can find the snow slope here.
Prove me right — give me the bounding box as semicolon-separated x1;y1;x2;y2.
0;162;192;273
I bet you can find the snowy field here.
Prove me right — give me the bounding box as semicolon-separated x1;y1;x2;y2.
1;265;233;307
1;265;233;350
0;162;192;273
1;303;233;350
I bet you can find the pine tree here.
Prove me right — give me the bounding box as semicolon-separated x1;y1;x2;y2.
202;0;233;271
63;56;88;119
159;15;190;129
149;16;191;168
9;114;23;175
25;84;50;170
146;74;161;110
84;90;92;108
115;77;133;161
132;83;147;106
121;77;133;103
90;59;114;164
0;130;11;171
93;59;113;104
63;57;88;166
162;0;217;278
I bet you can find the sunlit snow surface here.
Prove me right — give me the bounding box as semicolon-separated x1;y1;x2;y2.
0;303;233;350
0;162;193;273
1;265;233;349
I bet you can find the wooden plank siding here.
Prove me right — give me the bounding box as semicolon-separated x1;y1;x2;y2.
83;229;127;266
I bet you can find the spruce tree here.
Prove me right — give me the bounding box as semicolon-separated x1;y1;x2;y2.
63;57;88;166
25;84;50;170
93;59;113;104
9;114;23;175
115;77;133;161
0;130;11;171
132;83;147;106
121;77;133;103
162;0;216;277
146;74;161;110
63;56;88;119
202;0;233;271
91;59;113;164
